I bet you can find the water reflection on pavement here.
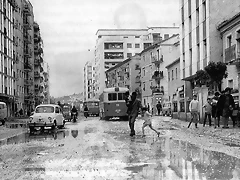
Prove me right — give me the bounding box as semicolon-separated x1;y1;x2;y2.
1;122;240;179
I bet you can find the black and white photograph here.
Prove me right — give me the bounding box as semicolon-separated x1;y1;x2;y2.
1;0;240;179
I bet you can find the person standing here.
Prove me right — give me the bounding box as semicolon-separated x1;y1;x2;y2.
128;92;142;136
84;105;89;119
203;98;212;127
217;87;235;129
156;101;162;116
212;92;220;128
189;95;199;128
147;103;150;113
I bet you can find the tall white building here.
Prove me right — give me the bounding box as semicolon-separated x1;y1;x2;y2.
83;61;95;101
179;0;240;81
94;27;179;98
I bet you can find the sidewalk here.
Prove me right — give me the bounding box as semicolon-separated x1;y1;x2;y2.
155;116;240;145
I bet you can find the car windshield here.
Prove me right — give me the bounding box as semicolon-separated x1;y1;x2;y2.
35;106;54;113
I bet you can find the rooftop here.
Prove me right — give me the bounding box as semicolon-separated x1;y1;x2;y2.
165;58;180;69
217;12;240;31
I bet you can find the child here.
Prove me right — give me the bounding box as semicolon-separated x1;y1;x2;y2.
189;95;199;128
203;98;212;127
141;107;160;137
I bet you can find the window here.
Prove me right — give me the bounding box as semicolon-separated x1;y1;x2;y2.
180;102;185;112
135;43;140;48
127;53;132;58
228;79;233;89
118;93;126;100
168;72;170;81
108;93;117;101
227;35;232;48
127;43;132;48
175;68;178;79
104;43;123;50
172;70;174;80
104;52;124;59
143;68;145;76
135;36;140;38
173;102;177;112
36;106;54;113
164;34;169;39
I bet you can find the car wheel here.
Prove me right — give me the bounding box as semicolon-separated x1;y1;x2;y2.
60;120;65;129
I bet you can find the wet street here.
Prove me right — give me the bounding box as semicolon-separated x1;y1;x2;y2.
1;116;240;180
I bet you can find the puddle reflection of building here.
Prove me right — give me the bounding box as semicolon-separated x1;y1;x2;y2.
168;139;240;180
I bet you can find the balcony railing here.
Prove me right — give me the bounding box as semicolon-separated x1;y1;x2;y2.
152;71;164;80
225;44;236;63
34;71;40;78
151;55;163;65
24;64;32;71
23;4;31;16
24;49;33;57
24;34;32;43
135;76;141;83
24;79;33;86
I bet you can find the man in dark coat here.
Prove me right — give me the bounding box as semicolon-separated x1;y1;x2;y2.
217;87;234;128
126;92;142;136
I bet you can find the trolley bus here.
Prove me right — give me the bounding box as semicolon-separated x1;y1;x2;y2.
99;87;129;120
83;99;100;116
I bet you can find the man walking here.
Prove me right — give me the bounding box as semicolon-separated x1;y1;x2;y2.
127;92;142;136
156;101;162;116
217;87;234;128
203;98;212;127
189;95;199;128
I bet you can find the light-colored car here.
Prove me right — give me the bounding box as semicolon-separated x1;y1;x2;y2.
28;104;65;134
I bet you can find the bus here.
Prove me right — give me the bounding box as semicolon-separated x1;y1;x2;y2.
99;87;129;120
83;99;100;116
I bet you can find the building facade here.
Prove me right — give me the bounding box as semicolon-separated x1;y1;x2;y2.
94;27;179;99
0;0;16;116
218;12;240;104
105;54;141;98
140;35;180;112
83;61;95;101
179;0;240;83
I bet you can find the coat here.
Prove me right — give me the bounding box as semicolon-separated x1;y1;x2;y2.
217;94;234;117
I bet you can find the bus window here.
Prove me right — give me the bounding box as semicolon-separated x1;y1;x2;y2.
108;93;117;101
118;93;126;100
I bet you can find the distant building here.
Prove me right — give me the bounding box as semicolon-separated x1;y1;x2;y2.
140;35;180;113
218;12;240;105
105;54;141;98
94;27;179;99
83;61;95;101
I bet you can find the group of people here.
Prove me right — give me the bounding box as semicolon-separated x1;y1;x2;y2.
125;91;160;137
189;87;237;128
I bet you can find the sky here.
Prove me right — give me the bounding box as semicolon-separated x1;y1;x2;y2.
30;0;179;98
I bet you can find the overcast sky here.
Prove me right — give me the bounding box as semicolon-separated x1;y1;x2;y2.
30;0;179;98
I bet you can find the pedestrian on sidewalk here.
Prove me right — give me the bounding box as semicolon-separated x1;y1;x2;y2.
231;103;238;128
189;95;199;128
84;105;88;119
203;98;212;127
212;92;220;128
127;92;142;136
156;101;162;116
217;87;234;129
141;107;160;137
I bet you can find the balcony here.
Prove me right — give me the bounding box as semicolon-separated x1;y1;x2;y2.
225;44;236;63
152;71;164;80
24;95;32;101
23;19;32;30
150;86;164;95
34;71;40;78
24;49;33;57
24;63;32;72
23;4;31;16
151;55;163;65
135;75;141;83
24;34;32;43
35;85;39;91
24;79;33;86
34;59;40;66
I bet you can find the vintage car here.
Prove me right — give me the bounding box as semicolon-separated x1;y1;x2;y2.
162;101;172;116
28;104;65;134
0;102;7;126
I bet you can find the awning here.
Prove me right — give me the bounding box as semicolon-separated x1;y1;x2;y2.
182;74;197;81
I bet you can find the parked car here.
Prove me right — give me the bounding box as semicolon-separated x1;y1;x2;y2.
28;104;65;134
162;102;172;116
0;102;7;126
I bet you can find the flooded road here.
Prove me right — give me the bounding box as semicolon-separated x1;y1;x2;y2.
1;117;240;179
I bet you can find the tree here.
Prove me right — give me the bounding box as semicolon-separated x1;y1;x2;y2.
194;70;210;87
204;61;228;91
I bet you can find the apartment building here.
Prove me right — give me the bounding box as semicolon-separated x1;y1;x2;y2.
105;54;141;98
94;27;179;99
140;35;180;112
83;61;95;101
0;0;17;116
22;0;34;112
42;62;50;104
218;12;240;104
180;0;240;82
33;22;45;106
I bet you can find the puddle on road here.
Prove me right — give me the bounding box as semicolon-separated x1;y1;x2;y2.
0;129;81;146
